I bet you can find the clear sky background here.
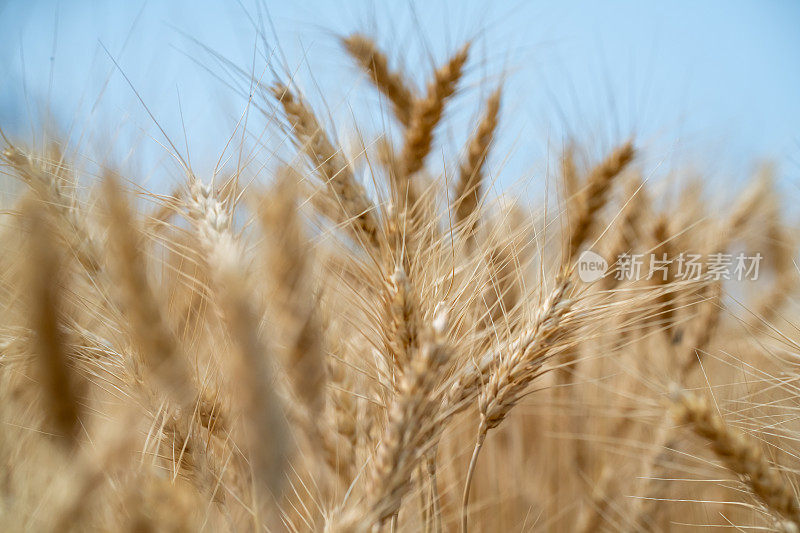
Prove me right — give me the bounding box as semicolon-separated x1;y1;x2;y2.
1;0;798;201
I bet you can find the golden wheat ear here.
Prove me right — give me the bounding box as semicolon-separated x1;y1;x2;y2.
567;141;635;263
672;389;800;530
342;33;416;127
401;42;471;178
461;278;575;532
4;145;102;275
331;307;450;530
271;84;382;252
454;86;502;236
22;200;83;447
182;172;291;502
378;265;421;383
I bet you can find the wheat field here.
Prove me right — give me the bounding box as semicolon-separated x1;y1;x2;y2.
0;18;799;533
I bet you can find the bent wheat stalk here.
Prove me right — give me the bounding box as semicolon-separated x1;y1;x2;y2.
462;278;574;532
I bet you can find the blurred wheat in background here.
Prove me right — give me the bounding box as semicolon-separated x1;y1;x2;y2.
1;1;799;531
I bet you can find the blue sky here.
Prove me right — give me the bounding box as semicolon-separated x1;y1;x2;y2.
1;0;798;199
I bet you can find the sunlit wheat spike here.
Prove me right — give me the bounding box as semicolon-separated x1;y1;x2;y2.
342;33;415;127
4;145;102;274
454;87;502;234
401;42;470;177
478;278;573;430
380;265;420;378
183;172;291;499
463;279;574;532
567;141;635;262
672;390;800;529
332;308;450;530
